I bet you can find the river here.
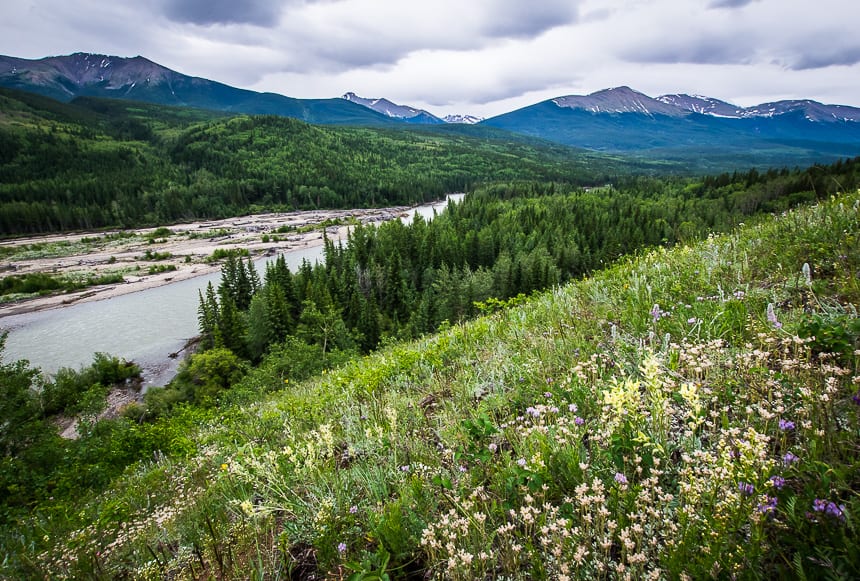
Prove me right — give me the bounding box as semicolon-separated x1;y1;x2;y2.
1;195;463;387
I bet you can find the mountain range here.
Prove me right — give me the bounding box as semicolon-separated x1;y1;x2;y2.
2;52;860;167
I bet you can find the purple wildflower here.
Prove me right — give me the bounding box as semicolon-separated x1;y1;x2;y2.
813;499;847;522
526;407;540;418
337;542;347;553
349;505;358;514
517;458;527;467
852;391;860;406
769;475;786;489
488;443;498;453
778;419;795;431
400;465;410;473
782;452;799;466
544;391;553;398
568;403;578;413
757;496;778;515
651;304;666;322
767;303;782;329
574;416;585;426
459;465;468;473
614;472;628;485
738;482;755;496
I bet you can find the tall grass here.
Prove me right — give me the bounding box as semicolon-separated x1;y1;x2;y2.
8;192;860;579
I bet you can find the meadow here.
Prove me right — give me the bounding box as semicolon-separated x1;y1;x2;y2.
3;188;857;579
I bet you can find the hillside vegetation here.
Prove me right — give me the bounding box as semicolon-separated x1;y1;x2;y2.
0;88;637;236
3;186;858;578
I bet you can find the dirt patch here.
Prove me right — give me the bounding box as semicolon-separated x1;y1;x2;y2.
57;386;143;440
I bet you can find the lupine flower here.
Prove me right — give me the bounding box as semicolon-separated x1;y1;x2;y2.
769;475;786;489
782;452;799;466
738;482;755;496
813;499;847;522
778;419;795;431
757;496;778;515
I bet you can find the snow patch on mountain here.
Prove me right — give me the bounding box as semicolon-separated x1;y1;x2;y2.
443;114;483;124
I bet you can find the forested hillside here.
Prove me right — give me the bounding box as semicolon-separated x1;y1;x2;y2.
0;89;631;236
183;158;860;380
2;183;857;579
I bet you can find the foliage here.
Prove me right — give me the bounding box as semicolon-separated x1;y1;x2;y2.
194;158;860;368
3;188;859;579
0;89;635;236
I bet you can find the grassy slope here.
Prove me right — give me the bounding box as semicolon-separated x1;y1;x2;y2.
13;192;860;579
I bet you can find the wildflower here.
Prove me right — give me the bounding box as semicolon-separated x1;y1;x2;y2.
852;391;860;406
459;465;468;473
544;391;553;398
488;443;498;453
767;303;782;329
614;472;628;485
778;419;795;431
220;463;228;471
651;304;668;321
757;496;778;515
568;403;578;413
574;416;585;426
738;482;755;496
337;542;347;553
769;475;786;489
733;290;745;299
400;465;410;473
813;499;847;522
517;458;527;467
349;505;358;514
687;317;700;324
782;452;799;466
526;407;540;418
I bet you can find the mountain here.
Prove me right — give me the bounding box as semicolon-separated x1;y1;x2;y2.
443;114;484;124
657;93;860;122
341;91;444;124
482;86;860;168
0;53;397;126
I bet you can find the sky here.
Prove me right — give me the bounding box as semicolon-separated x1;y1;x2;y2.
2;0;859;118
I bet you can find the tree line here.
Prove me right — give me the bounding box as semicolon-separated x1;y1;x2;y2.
185;156;860;398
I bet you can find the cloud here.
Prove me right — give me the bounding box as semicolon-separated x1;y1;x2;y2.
707;0;760;8
479;0;580;38
161;0;289;27
785;44;860;70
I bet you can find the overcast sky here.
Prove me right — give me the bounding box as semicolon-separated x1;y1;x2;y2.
2;0;859;117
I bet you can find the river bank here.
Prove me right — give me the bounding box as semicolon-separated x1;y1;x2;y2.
0;206;411;317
